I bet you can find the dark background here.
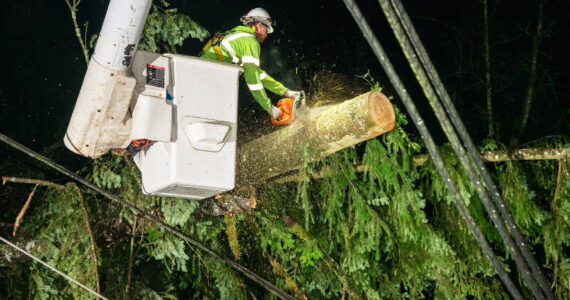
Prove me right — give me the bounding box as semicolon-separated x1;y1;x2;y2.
0;0;568;200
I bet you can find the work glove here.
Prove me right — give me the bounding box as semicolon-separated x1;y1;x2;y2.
283;89;302;99
268;105;283;120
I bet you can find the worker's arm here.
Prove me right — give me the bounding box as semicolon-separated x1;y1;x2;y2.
259;71;287;96
242;63;272;111
237;36;291;112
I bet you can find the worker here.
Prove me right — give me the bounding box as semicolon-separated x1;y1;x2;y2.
200;8;301;121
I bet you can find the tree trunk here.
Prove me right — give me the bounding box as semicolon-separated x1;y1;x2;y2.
236;91;395;188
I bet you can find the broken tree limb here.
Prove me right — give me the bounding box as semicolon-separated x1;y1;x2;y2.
12;185;38;237
236;91;395;188
413;147;570;166
272;147;570;184
2;176;64;189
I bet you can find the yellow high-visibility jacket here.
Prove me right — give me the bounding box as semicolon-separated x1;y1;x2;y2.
201;25;287;111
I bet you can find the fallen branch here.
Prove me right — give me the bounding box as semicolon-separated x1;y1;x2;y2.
272;147;570;183
268;255;307;300
413;147;569;165
69;183;101;299
12;185;38;237
125;210;138;296
2;176;64;189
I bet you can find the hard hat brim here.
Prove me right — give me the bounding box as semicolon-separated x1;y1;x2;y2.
261;21;274;34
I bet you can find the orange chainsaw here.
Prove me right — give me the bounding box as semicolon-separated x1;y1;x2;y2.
270;91;306;125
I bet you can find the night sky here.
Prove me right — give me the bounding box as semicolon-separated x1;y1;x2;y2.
1;0;568;167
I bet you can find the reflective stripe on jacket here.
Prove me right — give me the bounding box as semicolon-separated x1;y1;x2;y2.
200;26;287;111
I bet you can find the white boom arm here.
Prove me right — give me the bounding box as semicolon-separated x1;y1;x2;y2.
64;0;152;157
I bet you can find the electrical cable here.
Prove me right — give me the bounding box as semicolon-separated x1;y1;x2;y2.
385;1;554;298
341;0;523;298
0;133;295;300
0;236;108;300
376;0;548;297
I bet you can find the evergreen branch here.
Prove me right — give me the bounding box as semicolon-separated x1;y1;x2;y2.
125;213;137;296
184;241;211;285
278;215;362;300
553;158;565;200
69;183;102;299
0;133;295;299
268;255;307;300
12;184;38;237
2;176;65;189
549;158;567;296
0;236;108;300
224;213;242;260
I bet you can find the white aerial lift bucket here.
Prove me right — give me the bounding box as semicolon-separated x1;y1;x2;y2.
130;52;242;199
63;0;243;199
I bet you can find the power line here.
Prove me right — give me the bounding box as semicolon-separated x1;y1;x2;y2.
341;0;524;298
384;0;553;297
0;133;295;300
0;236;108;300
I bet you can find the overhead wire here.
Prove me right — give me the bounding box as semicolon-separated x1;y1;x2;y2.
375;0;548;297
341;0;523;298
384;0;553;298
0;133;295;300
0;236;108;300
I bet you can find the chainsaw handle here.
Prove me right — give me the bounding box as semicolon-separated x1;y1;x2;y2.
270;114;293;125
270;98;296;125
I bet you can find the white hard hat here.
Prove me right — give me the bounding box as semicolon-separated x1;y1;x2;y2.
240;7;274;34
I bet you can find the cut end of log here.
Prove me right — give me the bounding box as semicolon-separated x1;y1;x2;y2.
367;91;396;133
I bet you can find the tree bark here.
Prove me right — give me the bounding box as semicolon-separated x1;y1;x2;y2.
413;147;569;166
236;91;395;188
272;148;569;183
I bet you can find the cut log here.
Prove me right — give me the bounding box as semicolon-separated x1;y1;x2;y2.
236;91;395;188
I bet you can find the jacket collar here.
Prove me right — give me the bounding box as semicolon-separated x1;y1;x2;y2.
231;25;255;35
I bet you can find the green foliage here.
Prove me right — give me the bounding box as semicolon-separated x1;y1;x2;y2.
11;117;569;299
357;69;383;91
8;3;568;299
139;2;209;54
224;213;242;260
26;186;98;299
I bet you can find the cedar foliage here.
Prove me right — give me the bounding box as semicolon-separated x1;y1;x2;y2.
2;1;569;299
9;113;568;299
